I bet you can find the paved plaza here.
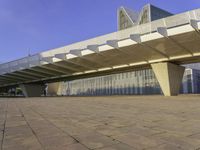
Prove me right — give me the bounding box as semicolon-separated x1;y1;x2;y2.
0;96;200;150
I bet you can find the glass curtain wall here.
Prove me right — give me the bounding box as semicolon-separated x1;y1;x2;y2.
60;69;161;96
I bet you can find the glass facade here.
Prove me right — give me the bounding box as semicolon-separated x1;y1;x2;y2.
59;69;161;96
139;7;149;24
181;68;200;94
58;68;200;96
118;4;173;29
150;5;172;21
138;4;172;25
119;10;133;30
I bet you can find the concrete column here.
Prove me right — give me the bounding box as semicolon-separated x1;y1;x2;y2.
0;87;9;95
47;82;61;96
19;84;46;97
151;62;185;96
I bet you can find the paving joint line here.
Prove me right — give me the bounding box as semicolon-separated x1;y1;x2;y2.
29;106;150;150
187;132;200;137
15;102;45;150
28;107;92;150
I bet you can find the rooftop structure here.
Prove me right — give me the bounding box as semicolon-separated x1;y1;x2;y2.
118;4;173;30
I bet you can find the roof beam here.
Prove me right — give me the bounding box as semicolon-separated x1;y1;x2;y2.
87;45;124;68
10;72;38;80
0;74;26;82
190;19;199;31
0;76;19;82
157;27;193;56
87;45;100;53
37;65;67;75
190;19;200;38
130;34;170;59
26;68;55;77
5;73;31;81
41;57;77;73
40;59;76;75
87;45;114;59
106;40;143;65
70;49;106;68
32;66;62;75
66;59;96;70
106;40;131;56
0;78;13;84
17;70;47;78
55;53;97;70
54;62;79;72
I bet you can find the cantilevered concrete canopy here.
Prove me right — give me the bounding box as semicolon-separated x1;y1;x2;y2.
1;8;200;96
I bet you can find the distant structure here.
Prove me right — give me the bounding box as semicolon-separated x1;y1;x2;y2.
118;4;173;30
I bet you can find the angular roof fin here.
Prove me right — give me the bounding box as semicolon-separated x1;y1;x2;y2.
118;6;139;30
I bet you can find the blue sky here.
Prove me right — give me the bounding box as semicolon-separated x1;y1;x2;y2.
1;0;200;63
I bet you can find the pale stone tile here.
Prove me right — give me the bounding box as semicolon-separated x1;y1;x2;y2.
59;143;89;150
1;95;200;149
38;135;76;149
114;133;164;149
75;132;119;149
96;143;136;150
146;143;182;150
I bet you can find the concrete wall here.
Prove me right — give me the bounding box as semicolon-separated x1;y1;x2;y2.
151;62;185;96
20;84;45;97
47;82;62;96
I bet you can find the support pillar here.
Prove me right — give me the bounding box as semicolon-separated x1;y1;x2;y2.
151;62;185;96
47;82;61;96
0;87;9;96
19;84;46;97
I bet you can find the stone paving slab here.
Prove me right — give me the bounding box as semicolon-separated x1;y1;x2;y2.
96;143;135;150
0;95;200;150
74;132;119;149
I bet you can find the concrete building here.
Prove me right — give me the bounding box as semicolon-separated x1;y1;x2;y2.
1;4;200;97
181;67;200;94
118;4;173;30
